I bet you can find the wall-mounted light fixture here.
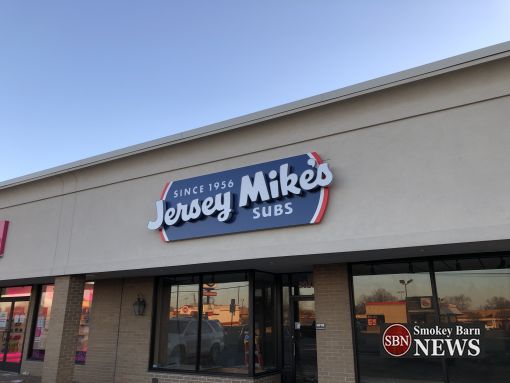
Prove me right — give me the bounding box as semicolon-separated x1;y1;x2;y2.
133;294;146;316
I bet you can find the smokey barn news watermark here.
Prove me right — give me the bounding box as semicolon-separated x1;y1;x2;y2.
381;323;484;358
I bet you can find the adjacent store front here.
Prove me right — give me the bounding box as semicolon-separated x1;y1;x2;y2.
0;286;31;372
352;256;510;382
1;43;510;383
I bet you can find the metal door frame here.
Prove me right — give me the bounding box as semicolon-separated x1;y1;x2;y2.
289;295;316;383
0;297;30;372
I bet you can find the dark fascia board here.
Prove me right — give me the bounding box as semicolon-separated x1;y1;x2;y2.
1;41;510;190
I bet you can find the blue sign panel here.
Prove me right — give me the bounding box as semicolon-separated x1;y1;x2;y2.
148;152;333;241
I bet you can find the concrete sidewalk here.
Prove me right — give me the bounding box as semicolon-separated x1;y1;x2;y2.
0;373;40;383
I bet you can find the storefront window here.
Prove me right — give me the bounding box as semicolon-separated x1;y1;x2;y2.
30;282;94;363
76;282;94;363
152;276;200;370
200;273;249;374
289;273;314;296
434;256;510;382
254;272;277;372
30;285;54;360
152;271;278;376
281;278;292;382
0;286;32;298
352;262;444;382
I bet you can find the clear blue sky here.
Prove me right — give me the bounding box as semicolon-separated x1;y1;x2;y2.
1;1;509;182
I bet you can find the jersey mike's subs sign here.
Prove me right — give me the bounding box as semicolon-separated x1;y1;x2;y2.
148;152;333;241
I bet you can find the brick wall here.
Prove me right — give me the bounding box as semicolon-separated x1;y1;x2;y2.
314;264;356;383
41;275;86;383
73;279;123;383
111;277;154;383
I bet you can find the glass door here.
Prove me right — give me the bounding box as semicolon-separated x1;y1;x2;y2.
282;273;317;383
0;299;29;372
0;302;12;370
292;298;317;383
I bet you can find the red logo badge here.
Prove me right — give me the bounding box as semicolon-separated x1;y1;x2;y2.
383;324;412;357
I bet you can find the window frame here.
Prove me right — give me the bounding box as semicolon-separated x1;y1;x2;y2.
27;282;95;364
27;284;43;361
149;269;280;378
349;252;510;383
75;281;95;364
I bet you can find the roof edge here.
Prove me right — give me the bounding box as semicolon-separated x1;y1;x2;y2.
2;41;510;190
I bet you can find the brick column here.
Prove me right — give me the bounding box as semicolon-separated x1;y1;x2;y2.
42;275;85;383
313;264;356;383
114;277;153;383
73;279;123;383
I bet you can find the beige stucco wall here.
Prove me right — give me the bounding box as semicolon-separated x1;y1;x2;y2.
1;56;510;281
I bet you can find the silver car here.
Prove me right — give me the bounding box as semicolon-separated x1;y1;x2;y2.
167;318;225;366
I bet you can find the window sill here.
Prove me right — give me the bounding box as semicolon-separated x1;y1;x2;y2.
148;367;281;379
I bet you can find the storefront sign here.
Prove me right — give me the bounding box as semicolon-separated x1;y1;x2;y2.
148;152;333;241
381;323;484;358
0;220;9;256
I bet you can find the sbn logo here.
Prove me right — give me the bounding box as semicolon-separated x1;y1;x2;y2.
383;324;412;357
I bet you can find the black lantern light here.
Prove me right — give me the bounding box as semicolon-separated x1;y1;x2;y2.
133;294;146;316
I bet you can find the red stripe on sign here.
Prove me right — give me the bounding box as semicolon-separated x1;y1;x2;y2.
0;221;9;256
314;188;329;224
310;151;322;164
309;152;330;224
158;182;172;242
160;181;170;200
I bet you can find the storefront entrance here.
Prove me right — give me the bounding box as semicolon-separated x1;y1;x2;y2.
282;273;318;383
291;297;317;383
0;288;31;372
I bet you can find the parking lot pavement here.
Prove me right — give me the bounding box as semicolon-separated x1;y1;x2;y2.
0;373;40;383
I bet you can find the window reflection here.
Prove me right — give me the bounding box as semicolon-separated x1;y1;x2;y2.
153;272;278;375
1;286;32;298
281;273;317;383
290;273;314;296
435;257;510;383
254;272;277;372
153;276;199;370
30;282;94;363
282;284;292;382
76;282;94;363
352;262;444;382
200;273;249;374
30;285;54;360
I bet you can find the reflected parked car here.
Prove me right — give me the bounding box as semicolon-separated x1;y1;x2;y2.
167;318;225;365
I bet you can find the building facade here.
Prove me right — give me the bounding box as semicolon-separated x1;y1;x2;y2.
1;43;510;383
